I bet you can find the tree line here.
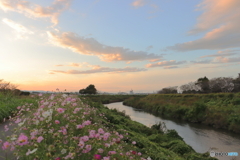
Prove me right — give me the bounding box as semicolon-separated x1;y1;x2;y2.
0;79;30;96
158;74;240;94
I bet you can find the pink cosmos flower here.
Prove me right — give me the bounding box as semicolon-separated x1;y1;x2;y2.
76;124;83;129
103;157;110;160
82;120;91;126
55;120;60;124
104;143;110;148
108;151;116;155
57;108;65;113
85;144;92;151
18;134;28;146
37;136;44;143
15;118;21;124
132;141;136;144
4;125;9;132
98;128;105;134
2;141;11;150
80;136;89;142
71;98;76;102
94;133;100;139
94;154;101;160
78;140;85;148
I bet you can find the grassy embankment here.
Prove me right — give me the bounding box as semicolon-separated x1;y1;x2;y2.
123;93;240;133
0;92;37;123
81;94;147;104
0;93;216;160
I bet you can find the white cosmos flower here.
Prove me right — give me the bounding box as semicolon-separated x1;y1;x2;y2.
61;149;67;154
62;94;67;98
18;118;26;126
26;148;38;155
42;109;53;118
46;116;52;123
35;120;39;125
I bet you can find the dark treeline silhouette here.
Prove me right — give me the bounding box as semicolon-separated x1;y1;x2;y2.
158;73;240;94
0;79;30;96
79;84;97;94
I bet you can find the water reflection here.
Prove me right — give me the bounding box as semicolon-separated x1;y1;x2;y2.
105;102;240;160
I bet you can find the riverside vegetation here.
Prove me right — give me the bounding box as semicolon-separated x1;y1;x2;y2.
0;93;217;160
123;93;240;133
82;95;147;104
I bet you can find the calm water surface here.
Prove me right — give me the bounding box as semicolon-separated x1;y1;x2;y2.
105;102;240;160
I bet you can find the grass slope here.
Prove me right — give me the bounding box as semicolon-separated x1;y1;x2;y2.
123;93;240;133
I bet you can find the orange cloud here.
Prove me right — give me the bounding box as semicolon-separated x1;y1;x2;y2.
146;60;186;68
49;66;147;74
200;49;238;58
47;31;161;62
169;0;240;51
0;0;72;25
132;0;146;7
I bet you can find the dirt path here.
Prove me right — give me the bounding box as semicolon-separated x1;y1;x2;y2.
0;120;17;160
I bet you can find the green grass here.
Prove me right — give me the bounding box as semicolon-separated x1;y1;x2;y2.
123;93;240;133
0;92;37;123
80;94;147;104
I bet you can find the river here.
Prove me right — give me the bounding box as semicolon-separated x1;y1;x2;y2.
105;102;240;160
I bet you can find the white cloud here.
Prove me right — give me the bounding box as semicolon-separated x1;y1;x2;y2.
163;66;178;69
2;18;33;34
0;0;72;25
2;18;34;39
47;31;162;62
168;0;240;51
191;59;212;64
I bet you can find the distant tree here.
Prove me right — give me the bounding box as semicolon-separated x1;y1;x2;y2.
79;89;86;94
0;79;18;94
79;84;97;94
158;86;178;94
180;82;201;93
20;91;30;96
196;76;210;93
209;77;234;93
232;75;240;92
13;89;21;96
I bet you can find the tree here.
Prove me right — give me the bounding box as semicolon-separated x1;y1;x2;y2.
196;76;210;93
179;82;201;93
79;84;97;94
79;89;86;94
0;79;18;94
232;75;240;92
209;77;234;93
158;86;178;94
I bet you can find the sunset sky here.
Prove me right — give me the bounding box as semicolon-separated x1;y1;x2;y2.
1;0;240;93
